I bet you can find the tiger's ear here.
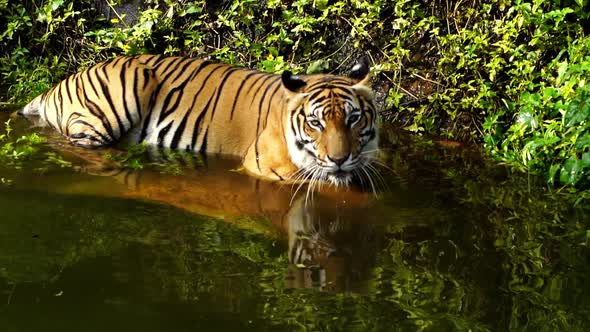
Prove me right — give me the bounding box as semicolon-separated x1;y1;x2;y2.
349;56;371;87
350;57;373;99
281;71;307;99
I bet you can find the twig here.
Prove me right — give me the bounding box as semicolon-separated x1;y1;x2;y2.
381;72;419;100
410;72;444;86
104;0;129;28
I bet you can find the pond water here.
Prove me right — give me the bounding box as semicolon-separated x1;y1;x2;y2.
0;110;589;331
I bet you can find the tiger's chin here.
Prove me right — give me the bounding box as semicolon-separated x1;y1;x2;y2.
327;171;353;187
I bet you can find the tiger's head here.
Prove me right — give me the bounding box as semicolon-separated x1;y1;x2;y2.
282;59;379;186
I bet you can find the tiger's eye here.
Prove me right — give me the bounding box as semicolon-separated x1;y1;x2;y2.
308;119;323;129
348;114;361;126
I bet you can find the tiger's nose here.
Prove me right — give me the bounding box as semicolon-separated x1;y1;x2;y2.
327;155;348;166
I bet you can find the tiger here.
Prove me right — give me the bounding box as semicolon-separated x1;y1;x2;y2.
20;55;379;186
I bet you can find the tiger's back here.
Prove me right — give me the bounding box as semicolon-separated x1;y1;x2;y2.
132;55;285;157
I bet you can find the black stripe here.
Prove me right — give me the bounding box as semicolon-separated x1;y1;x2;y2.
229;71;258;120
119;60;134;128
69;119;111;144
111;56;125;69
70;133;104;145
83;67;115;140
42;90;51;124
246;73;276;96
191;91;216;150
359;98;366;113
170;108;191;150
308;89;325;101
208;67;240;122
142;66;151;91
263;80;282;129
254;77;281;171
247;75;276;107
271;168;285;181
64;111;84;135
199;128;209;153
306;78;350;90
145;54;163;66
157;89;182;123
146;59;185;116
360;129;376;142
74;74;85;105
155;57;182;76
86;66;100;97
157;121;174;148
133;67;143;122
97;67;125;137
158;59;200;123
84;98;116;142
140;60;216;142
156;59;199;123
334;91;354;101
54;83;64;133
190;110;205;150
64;76;74;104
290;108;302;149
291;107;305;138
65;111;83;127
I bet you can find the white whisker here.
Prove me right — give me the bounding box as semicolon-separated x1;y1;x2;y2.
360;148;381;155
289;165;317;205
365;163;387;193
360;164;377;196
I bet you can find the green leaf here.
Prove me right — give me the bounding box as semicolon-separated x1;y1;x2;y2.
559;156;581;185
547;164;560;185
306;59;329;74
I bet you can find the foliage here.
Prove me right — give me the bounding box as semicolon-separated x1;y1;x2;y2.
485;35;590;186
0;118;71;171
1;0;590;184
103;142;204;174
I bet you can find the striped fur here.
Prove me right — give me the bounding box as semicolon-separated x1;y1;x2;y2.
21;55;379;185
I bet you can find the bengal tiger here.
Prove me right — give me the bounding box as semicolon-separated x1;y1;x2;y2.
20;55;379;186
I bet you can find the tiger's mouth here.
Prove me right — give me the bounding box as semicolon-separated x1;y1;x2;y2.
327;170;353;186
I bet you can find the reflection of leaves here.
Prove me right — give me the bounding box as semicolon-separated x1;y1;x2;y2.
0;128;48;170
379;126;590;331
104;143;205;175
43;152;72;168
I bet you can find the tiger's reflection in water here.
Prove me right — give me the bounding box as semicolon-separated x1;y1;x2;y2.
284;194;379;293
33;130;383;293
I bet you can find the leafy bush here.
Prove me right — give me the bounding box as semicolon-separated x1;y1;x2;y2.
485;35;590;186
1;0;590;187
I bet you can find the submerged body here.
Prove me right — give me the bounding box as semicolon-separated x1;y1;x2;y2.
21;55;379;185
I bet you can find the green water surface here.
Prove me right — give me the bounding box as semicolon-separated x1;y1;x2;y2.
0;111;589;332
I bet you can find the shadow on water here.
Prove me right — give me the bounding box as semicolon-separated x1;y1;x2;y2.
0;110;589;331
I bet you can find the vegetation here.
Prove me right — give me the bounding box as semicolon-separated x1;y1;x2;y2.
0;118;71;173
1;0;590;186
103;142;204;174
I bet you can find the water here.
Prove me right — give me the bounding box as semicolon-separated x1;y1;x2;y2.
0;110;589;331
